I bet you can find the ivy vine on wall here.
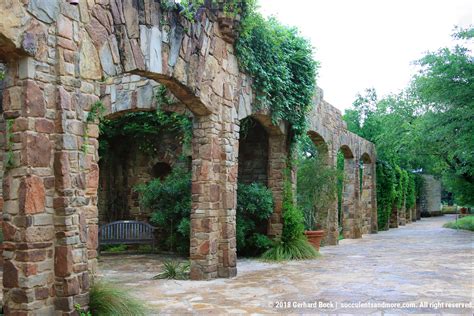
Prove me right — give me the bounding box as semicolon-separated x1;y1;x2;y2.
236;12;318;141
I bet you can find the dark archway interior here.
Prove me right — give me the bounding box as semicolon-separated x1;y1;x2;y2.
238;117;269;185
98;112;186;223
152;162;172;180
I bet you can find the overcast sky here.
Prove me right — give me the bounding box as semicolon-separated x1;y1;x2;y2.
258;0;473;113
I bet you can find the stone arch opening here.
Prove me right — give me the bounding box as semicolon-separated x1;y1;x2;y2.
307;131;329;160
238;117;269;185
299;130;336;244
235;116;273;257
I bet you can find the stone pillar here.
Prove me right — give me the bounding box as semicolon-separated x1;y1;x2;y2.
2;58;56;314
370;162;378;233
399;196;406;226
267;134;289;238
325;151;338;245
389;204;399;228
342;158;360;239
190;113;237;280
360;162;374;235
53;86;99;313
217;104;239;278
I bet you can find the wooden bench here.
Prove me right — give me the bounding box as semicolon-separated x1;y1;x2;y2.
99;220;156;250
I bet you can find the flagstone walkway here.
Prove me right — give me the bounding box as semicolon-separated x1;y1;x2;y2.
99;215;473;315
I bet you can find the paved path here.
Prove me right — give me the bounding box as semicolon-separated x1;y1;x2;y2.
99;215;473;314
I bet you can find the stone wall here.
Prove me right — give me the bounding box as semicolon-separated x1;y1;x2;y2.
420;174;442;215
0;0;378;313
307;88;377;244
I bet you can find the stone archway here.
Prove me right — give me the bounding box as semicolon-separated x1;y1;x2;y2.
0;1;379;313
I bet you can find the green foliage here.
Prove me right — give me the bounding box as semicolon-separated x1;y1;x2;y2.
89;281;147;316
262;174;318;261
135;167;191;254
236;183;274;256
376;161;397;231
411;28;474;205
160;0;256;21
74;304;92;316
406;173;416;210
99;110;192;159
236;12;318;139
0;70;5;80
443;215;474;231
344;27;474;206
297;146;339;230
101;244;128;253
153;260;190;280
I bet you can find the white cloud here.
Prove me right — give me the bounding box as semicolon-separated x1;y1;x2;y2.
258;0;473;112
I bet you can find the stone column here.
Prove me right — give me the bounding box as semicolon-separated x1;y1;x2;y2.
190;113;237;280
370;162;378;233
399;196;407;226
325;151;338;245
2;58;56;314
217;104;239;278
342;158;360;239
361;162;375;235
267;134;289;238
389;204;399;228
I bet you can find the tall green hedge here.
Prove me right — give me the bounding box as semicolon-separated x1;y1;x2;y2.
376;161;396;230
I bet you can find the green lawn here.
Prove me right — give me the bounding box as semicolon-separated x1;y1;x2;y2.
443;216;474;232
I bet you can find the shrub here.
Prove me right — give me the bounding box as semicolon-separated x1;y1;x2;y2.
135;166;191;254
236;183;274;256
262;175;319;261
153;260;190;280
297;152;339;230
443;215;474;231
89;281;147;316
101;244;128;253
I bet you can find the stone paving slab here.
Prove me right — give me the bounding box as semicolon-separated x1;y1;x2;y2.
99;215;473;315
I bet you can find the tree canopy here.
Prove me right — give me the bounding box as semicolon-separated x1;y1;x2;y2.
344;26;474;205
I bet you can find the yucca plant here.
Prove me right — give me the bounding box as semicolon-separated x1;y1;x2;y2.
153;260;190;280
89;281;147;316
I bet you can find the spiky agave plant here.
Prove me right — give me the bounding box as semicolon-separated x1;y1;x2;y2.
153;260;190;280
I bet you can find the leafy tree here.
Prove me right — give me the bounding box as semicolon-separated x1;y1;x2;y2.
411;26;474;205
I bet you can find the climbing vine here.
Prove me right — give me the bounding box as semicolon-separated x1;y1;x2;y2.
160;0;256;21
376;161;397;230
236;13;318;140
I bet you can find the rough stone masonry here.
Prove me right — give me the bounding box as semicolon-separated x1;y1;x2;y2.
0;0;376;314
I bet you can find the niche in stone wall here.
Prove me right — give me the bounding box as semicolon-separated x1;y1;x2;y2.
238;117;269;185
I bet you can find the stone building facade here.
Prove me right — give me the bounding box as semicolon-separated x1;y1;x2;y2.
0;0;376;314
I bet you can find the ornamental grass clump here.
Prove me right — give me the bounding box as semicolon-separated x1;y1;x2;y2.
262;173;319;261
89;281;147;316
